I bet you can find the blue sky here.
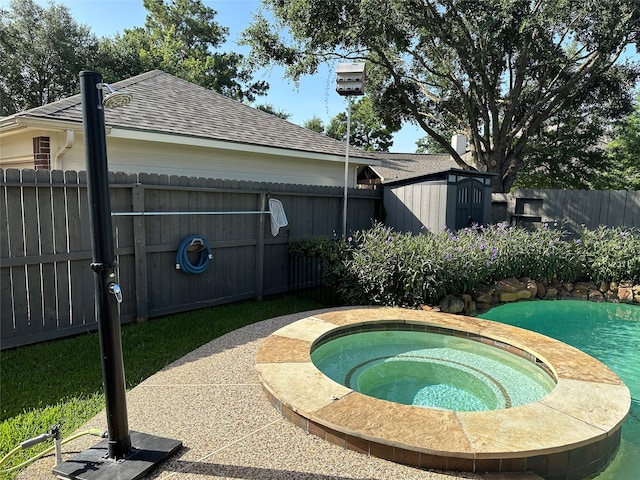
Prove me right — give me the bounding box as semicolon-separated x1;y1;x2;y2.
14;0;423;152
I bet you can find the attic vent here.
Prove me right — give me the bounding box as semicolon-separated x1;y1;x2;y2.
33;136;50;170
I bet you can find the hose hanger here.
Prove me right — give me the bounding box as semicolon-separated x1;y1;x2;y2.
176;236;212;274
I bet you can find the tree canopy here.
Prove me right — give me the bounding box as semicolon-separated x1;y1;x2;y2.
513;73;635;189
601;94;640;190
0;0;97;115
242;0;640;192
0;0;268;116
96;0;267;102
325;96;396;151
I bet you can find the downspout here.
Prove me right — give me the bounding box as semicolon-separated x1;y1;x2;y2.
54;129;74;169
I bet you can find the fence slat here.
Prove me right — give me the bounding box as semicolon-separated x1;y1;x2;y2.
36;170;59;332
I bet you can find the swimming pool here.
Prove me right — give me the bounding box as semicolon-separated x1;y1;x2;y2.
479;300;639;479
311;329;555;411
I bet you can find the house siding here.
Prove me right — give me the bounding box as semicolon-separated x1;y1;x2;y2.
2;130;362;187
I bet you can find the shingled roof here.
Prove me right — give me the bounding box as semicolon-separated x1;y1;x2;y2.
368;152;461;183
4;70;375;161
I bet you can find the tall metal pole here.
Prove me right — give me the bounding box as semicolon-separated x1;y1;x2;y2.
79;71;131;460
342;97;352;238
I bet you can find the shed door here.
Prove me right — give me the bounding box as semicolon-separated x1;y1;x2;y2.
455;178;484;229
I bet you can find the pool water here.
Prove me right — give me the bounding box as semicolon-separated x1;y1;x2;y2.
311;330;555;411
479;300;640;479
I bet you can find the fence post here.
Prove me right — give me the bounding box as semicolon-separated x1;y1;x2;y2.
255;193;266;300
132;184;148;321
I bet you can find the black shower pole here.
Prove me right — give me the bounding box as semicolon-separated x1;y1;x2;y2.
79;70;132;460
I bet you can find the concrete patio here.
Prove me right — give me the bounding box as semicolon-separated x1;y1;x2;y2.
17;308;542;480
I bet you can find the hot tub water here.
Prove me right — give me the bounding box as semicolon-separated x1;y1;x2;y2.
311;329;555;411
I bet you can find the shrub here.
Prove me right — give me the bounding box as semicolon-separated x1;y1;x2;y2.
580;227;640;283
288;223;637;307
288;235;351;292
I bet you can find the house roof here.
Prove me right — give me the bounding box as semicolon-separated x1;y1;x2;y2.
367;152;461;183
1;70;376;162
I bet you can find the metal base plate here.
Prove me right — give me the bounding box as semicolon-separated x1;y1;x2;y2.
52;431;182;480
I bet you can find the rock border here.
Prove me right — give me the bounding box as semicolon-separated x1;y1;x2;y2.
438;278;640;315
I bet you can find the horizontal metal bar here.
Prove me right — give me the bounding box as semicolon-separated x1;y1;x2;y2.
111;211;268;217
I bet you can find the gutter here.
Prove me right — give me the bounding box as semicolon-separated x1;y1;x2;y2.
54;129;75;167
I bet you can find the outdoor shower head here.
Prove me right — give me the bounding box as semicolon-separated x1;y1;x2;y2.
100;83;132;109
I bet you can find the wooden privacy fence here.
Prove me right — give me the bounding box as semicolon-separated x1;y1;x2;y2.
1;168;381;349
492;188;640;233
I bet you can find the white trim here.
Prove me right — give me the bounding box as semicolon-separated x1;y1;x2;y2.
0;116;105;134
1;154;33;164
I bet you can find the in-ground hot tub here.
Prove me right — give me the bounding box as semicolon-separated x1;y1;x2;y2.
256;308;630;478
311;326;556;412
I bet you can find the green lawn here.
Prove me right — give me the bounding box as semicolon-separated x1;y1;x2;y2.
0;295;324;478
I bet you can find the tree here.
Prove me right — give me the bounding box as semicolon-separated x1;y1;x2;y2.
601;94;640;190
255;103;291;120
303;115;325;133
514;72;634;189
242;0;640;192
325;96;396;151
416;126;456;154
0;0;97;115
96;0;267;102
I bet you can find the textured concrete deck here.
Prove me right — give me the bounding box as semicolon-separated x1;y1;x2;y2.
17;308;505;480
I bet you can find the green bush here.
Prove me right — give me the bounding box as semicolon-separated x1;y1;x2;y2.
290;223;638;307
580;227;640;283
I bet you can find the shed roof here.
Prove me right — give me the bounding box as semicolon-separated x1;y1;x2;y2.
368;152;459;183
1;70;376;162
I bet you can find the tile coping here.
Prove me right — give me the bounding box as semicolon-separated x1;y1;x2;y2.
255;307;631;477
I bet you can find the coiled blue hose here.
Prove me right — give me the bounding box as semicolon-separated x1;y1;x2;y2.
176;236;211;274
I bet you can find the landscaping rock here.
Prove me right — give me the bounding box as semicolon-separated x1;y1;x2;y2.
525;279;538;298
475;284;497;295
475;292;493;304
440;294;465;313
465;300;477;315
633;285;640;303
605;291;620;303
557;287;572;300
618;282;634;302
440;276;636;314
461;293;474;312
572;284;590;300
500;290;531;302
499;292;519;302
499;278;525;293
588;289;605;302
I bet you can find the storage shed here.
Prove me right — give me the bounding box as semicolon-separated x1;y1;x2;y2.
360;153;495;233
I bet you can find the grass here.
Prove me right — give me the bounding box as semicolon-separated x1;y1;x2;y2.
0;295;325;478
